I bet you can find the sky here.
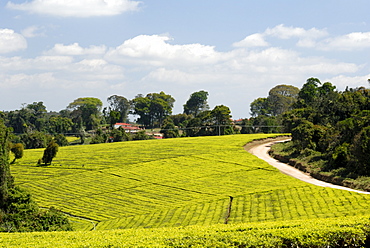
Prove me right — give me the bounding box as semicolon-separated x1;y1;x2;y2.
1;0;370;119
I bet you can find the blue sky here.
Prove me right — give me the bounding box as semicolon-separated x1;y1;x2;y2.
1;0;370;119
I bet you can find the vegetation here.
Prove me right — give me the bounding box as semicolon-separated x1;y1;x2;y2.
7;134;370;233
250;78;370;190
0;215;369;247
0;120;71;232
41;141;59;165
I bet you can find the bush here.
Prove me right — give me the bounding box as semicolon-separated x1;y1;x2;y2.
0;186;72;232
41;141;59;165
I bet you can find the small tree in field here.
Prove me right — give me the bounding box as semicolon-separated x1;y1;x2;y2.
42;141;59;165
10;143;24;164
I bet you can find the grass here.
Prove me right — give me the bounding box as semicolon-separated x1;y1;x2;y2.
2;133;370;246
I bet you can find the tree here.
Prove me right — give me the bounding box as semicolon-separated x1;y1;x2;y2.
160;118;179;138
250;97;270;117
41;141;59;165
0;119;13;209
267;85;299;116
67;97;103;130
10;143;24;164
183;90;209;116
211;105;233;135
48;116;73;134
131;92;175;128
107;95;130;123
297;77;322;107
20;131;50;149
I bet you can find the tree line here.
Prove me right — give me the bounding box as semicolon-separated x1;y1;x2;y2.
249;78;370;182
1;90;241;147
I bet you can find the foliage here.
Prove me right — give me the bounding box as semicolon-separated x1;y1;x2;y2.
250;85;299;117
282;78;370;178
131;91;175;128
48;116;73;134
110;127;130;142
53;134;69;147
0;120;71;232
106;95;130;124
90;129;108;144
1;187;72;232
67;97;103;130
19;131;52;149
10;143;24;164
0;120;13;210
132;130;151;140
41;141;59;165
183;90;209;116
160;118;179;138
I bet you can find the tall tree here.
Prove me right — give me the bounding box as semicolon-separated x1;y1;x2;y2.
131;91;175;128
67;97;103;130
268;85;299;116
211;105;233;135
0;120;13;209
250;97;270;117
183;90;209;116
107;95;130;123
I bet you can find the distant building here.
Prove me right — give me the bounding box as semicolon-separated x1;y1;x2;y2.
114;123;141;133
233;119;244;124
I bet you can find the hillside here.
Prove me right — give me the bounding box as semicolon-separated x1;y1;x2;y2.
7;134;370;232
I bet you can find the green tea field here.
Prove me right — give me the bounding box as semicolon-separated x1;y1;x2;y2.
2;134;370;247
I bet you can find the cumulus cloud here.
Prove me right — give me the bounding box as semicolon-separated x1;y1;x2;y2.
265;24;328;40
47;43;107;55
1;29;368;117
233;33;269;47
0;29;27;53
6;0;141;17
234;24;328;48
318;32;370;51
106;34;224;66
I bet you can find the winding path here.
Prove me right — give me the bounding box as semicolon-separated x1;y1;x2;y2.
247;139;370;195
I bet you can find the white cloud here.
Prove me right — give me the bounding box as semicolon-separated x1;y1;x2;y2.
6;0;141;17
0;30;368;117
0;29;27;53
233;33;269;47
106;34;224;66
234;24;328;48
319;32;370;51
326;74;370;90
47;43;107;55
21;25;45;38
265;24;328;40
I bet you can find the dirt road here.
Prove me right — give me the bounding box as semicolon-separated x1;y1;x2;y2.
247;139;370;195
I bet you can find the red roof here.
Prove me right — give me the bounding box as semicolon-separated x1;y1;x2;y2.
115;123;131;126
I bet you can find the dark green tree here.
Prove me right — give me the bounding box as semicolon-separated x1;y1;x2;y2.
107;95;130;123
183;90;209;116
41;141;59;165
211;105;233;135
67;97;103;130
160;118;179;138
131;92;175;128
0;120;13;210
268;85;299;116
250;97;270;117
10;143;24;164
48;116;73;134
